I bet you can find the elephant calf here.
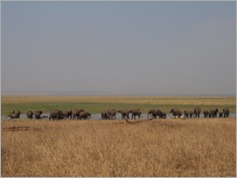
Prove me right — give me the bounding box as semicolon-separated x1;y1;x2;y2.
219;111;223;117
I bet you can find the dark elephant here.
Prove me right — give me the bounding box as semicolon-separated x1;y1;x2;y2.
203;110;209;118
27;111;34;119
183;110;190;118
129;108;142;119
209;108;218;118
147;109;163;119
170;108;182;118
218;111;223;118
49;110;64;120
223;108;229;118
107;109;117;119
101;112;109;119
118;110;130;119
183;110;193;118
147;109;156;118
101;109;115;120
63;110;72;119
5;110;21;119
160;111;167;119
72;109;85;119
194;108;201;118
79;111;91;119
34;110;43;119
13;110;21;118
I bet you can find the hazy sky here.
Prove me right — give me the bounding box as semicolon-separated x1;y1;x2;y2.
1;1;236;96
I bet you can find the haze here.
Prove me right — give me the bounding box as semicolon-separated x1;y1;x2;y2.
1;1;236;96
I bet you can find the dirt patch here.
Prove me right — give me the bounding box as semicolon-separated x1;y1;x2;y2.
3;126;41;132
124;118;153;124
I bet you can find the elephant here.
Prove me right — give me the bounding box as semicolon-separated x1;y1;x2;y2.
72;109;85;119
194;108;201;118
203;110;209;118
147;109;163;119
13;110;21;118
27;111;34;119
183;110;193;118
49;110;64;120
170;108;182;118
34;110;43;119
79;111;91;119
209;108;218;118
218;111;223;118
160;111;167;119
129;108;142;119
118;110;130;119
183;110;190;118
223;108;229;118
101;112;109;119
147;109;158;118
184;110;194;118
101;109;116;120
5;110;21;119
63;110;72;119
107;109;117;119
147;109;156;118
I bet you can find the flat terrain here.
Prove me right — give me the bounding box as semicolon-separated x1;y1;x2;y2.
1;96;236;176
1;95;236;115
1;118;236;177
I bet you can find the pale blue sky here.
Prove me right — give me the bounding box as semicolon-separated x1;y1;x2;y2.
1;1;236;96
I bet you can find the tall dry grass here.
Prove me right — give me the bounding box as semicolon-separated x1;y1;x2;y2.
1;118;236;177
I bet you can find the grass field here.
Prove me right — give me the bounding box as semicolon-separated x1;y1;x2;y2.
1;95;236;115
1;118;236;177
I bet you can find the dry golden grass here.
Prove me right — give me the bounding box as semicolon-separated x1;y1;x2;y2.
1;118;236;177
2;95;235;105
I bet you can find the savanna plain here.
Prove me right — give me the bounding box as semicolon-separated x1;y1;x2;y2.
1;96;236;177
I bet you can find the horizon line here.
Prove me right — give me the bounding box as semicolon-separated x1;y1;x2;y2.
1;91;236;97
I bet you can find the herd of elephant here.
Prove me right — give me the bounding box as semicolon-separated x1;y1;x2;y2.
5;107;230;120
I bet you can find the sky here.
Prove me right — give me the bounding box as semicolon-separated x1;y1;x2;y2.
1;1;236;96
